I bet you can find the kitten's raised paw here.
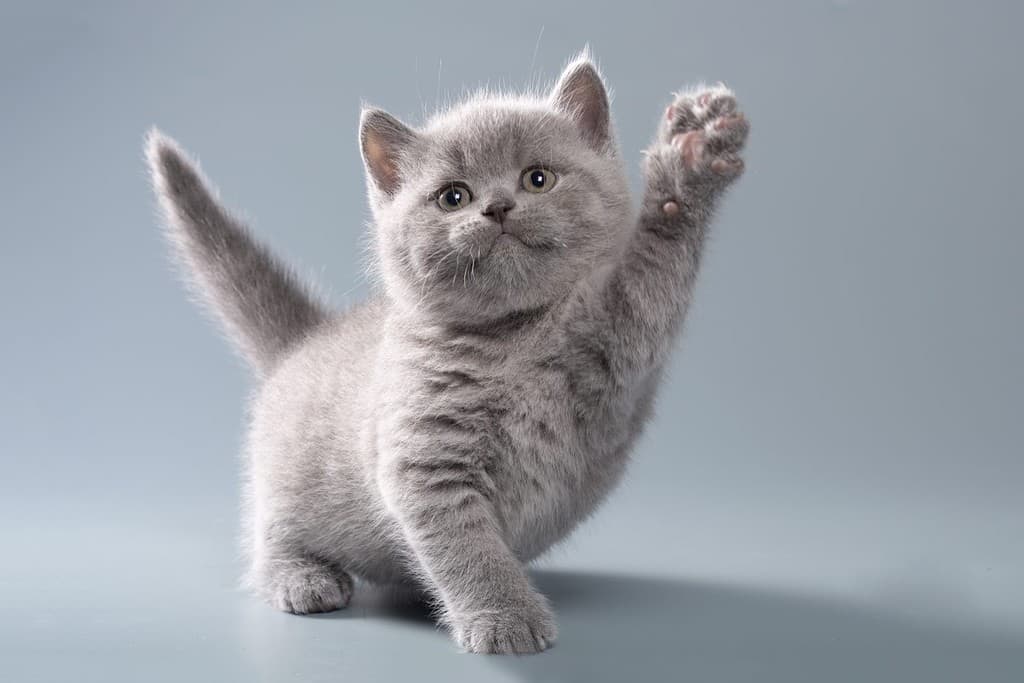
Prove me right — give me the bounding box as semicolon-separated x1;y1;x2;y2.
453;597;558;655
662;85;748;180
266;561;353;615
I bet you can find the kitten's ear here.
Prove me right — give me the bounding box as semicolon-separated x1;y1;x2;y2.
359;108;418;196
550;56;611;150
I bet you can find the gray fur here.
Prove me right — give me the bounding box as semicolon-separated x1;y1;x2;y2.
146;134;328;377
146;54;747;654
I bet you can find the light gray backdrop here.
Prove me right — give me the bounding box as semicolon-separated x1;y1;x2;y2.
1;1;1021;681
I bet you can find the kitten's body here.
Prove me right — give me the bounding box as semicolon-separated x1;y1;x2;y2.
250;291;658;582
148;55;748;653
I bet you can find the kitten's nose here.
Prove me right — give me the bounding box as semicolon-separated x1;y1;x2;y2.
481;197;516;224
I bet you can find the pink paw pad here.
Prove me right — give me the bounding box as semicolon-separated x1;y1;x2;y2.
672;131;705;169
711;158;744;175
713;114;746;130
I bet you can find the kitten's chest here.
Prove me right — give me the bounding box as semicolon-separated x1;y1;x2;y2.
424;343;636;557
389;324;643;555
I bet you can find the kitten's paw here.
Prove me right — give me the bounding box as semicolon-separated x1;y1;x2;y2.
660;85;748;181
452;594;558;655
266;562;353;615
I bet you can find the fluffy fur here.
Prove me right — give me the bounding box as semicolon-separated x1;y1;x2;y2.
146;54;748;654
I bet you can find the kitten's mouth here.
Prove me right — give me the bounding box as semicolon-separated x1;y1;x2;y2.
497;231;524;245
481;228;527;256
502;227;564;253
469;222;558;260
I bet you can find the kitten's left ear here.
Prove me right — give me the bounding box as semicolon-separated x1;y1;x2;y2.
550;56;611;150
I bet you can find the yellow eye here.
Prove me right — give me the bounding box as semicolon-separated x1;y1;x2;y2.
521;167;557;193
436;184;472;211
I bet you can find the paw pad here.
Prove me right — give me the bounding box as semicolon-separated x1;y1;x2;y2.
662;86;748;177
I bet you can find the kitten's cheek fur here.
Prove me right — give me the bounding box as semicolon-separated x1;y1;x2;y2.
147;53;747;655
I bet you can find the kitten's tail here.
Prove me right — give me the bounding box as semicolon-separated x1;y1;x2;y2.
145;129;328;377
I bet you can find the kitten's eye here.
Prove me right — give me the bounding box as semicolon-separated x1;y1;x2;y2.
521;167;557;194
436;184;472;211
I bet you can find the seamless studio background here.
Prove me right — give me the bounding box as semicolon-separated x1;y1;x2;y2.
1;1;1022;681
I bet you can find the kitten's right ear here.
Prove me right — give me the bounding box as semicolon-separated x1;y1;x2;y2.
359;108;418;196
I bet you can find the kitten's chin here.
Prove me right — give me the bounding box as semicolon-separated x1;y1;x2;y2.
399;265;562;324
392;234;586;322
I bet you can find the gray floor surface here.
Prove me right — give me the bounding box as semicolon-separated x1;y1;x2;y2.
6;491;1024;683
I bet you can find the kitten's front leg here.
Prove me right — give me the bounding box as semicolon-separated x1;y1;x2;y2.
377;437;556;654
601;86;748;372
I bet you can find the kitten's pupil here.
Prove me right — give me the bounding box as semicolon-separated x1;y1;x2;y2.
445;188;462;206
530;170;546;188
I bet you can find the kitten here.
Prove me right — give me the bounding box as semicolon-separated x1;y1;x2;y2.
146;53;748;654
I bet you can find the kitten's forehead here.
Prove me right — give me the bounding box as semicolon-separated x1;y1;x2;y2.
422;99;578;175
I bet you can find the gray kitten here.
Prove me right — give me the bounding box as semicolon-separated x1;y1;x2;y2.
146;54;747;654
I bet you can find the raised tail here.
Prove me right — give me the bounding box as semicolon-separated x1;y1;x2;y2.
146;129;328;377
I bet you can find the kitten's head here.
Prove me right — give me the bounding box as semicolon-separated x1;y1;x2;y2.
360;55;631;322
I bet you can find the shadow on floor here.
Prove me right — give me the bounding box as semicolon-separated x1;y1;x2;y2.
302;568;1023;682
479;570;1024;683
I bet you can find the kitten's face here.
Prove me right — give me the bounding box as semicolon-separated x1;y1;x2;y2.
362;58;630;321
